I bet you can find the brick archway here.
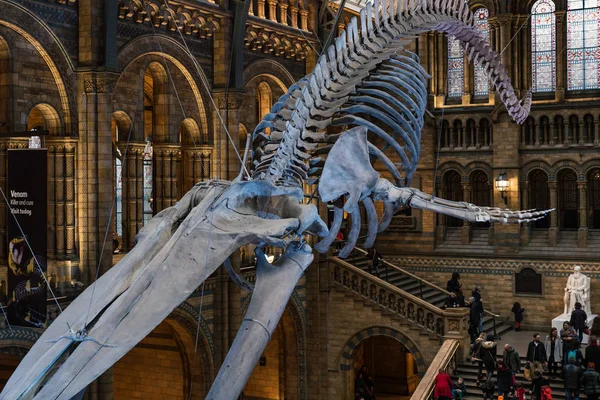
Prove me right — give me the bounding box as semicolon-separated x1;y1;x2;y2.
339;326;426;400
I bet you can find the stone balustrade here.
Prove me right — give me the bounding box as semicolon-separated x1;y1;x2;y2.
330;257;470;341
411;339;461;400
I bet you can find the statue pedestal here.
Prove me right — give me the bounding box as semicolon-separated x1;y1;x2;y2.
552;313;598;345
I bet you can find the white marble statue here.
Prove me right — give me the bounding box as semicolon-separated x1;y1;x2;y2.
564;266;591;315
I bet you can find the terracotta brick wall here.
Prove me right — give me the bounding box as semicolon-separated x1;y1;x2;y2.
113;322;185;400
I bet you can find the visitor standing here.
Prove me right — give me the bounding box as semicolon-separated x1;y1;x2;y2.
469;296;483;341
471;286;484;333
446;272;464;307
591;317;600;338
367;248;382;278
355;370;373;400
546;327;563;379
471;332;486;385
496;360;516;398
530;371;549;400
581;362;600;400
503;344;521;376
586;336;600;373
565;343;585;367
527;333;548;377
570;302;588;344
433;369;453;400
481;334;497;380
562;321;579;364
511;302;525;332
563;357;583;400
358;366;375;397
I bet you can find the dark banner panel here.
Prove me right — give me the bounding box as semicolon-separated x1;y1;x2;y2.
6;149;47;328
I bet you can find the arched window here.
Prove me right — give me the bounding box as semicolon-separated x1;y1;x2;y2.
522;117;535;145
473;8;490;97
584;114;595;143
470;170;490;228
478;118;491;147
443;170;463;227
440;120;450;147
529;169;550;229
466;119;476;147
539;116;550;145
567;0;600;90
452;119;463;148
568;115;579;143
532;0;556;92
447;37;464;98
588;169;600;229
558;169;579;229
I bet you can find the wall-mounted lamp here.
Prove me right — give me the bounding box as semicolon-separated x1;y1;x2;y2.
495;172;509;205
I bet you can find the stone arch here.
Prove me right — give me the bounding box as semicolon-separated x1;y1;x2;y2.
240;289;307;399
0;327;40;392
581;160;600;181
143;61;170;143
112;110;133;142
436;162;467;187
27;103;63;136
243;59;295;90
181;117;201;146
165;301;215;398
465;161;493;184
116;35;211;140
520;160;552;182
0;2;75;133
552;160;583;181
338;326;426;399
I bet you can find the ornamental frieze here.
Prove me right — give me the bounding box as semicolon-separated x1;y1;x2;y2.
118;0;222;39
244;26;312;60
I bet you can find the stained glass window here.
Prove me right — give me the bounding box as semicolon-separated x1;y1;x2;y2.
143;152;153;226
473;8;490;96
532;0;556;92
447;37;464;97
567;0;600;90
114;158;122;236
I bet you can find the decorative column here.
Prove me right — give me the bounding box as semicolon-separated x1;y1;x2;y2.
279;1;288;25
436;181;446;244
548;181;558;246
289;5;298;28
461;182;471;244
152;144;181;214
267;0;277;22
299;9;308;31
257;0;266;19
578;181;588;248
118;144;145;251
248;0;254;16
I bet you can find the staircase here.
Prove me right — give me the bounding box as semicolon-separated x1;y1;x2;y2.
436;227;495;256
456;355;566;400
343;248;512;338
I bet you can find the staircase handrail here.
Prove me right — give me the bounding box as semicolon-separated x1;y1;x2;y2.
351;247;500;319
411;339;461;400
330;257;470;338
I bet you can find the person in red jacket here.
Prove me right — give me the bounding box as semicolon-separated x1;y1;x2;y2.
434;369;454;400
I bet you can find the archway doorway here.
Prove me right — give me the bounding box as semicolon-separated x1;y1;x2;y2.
353;336;418;399
242;307;302;399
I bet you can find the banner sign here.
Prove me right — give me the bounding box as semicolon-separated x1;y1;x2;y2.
6;149;47;328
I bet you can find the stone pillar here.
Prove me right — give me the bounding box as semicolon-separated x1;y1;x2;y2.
78;74;116;284
212;91;242;181
578;181;588;248
279;2;288;25
300;9;308;31
257;0;266;19
118;144;145;251
268;0;277;21
461;183;471;245
152;144;180;213
289;6;298;28
548;181;558;246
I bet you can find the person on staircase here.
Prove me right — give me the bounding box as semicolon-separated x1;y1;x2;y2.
580;361;600;400
586;336;600;373
469;297;483;342
563;357;583;400
366;248;382;278
434;368;454;400
472;286;484;334
471;332;486;385
529;370;549;400
496;360;516;399
481;334;498;381
562;321;579;365
503;344;521;377
546;327;563;379
566;342;585;368
446;272;464;307
527;333;548;378
570;302;588;344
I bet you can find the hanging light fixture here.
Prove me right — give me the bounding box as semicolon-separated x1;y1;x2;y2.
495;172;509;204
